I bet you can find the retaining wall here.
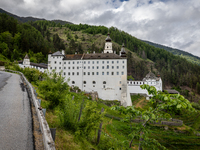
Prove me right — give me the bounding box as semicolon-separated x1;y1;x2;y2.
5;69;55;150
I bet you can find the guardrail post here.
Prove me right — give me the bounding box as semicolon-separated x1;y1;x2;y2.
50;128;56;142
42;108;46;117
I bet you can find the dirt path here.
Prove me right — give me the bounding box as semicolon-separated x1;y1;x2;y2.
135;99;145;108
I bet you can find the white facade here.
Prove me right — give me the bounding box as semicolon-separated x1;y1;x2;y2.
128;72;162;99
48;34;132;107
19;54;47;73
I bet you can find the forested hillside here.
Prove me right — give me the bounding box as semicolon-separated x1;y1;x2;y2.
1;12;200;101
143;40;200;65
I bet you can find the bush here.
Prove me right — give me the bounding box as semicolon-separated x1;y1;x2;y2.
38;70;69;109
59;94;80;132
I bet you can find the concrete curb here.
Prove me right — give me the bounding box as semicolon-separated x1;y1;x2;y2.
5;69;56;150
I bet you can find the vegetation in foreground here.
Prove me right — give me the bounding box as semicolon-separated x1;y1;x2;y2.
5;64;200;150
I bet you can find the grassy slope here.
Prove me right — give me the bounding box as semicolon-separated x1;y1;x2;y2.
37;87;200;150
49;27;155;72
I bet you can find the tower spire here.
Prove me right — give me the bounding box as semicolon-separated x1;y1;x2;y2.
104;32;113;53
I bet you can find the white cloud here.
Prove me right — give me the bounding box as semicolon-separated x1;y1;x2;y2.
0;0;200;57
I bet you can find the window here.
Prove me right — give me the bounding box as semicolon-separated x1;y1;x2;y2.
102;66;104;69
117;72;119;75
111;72;114;75
103;81;106;84
84;72;86;75
102;61;104;64
103;85;105;88
77;61;79;64
93;81;96;84
92;61;94;64
88;72;90;75
68;62;70;64
97;61;99;64
68;72;70;75
72;72;74;75
107;65;109;69
117;61;119;63
122;66;124;69
59;67;61;69
112;61;114;64
83;81;86;84
64;72;66;75
50;67;52;69
59;62;61;64
72;81;75;84
92;72;94;75
97;66;99;69
112;66;114;69
64;67;66;69
92;66;94;69
88;61;90;64
84;66;86;69
122;72;124;75
122;61;124;63
72;67;74;69
77;67;79;69
68;67;70;69
55;67;56;69
119;88;121;90
73;61;75;64
119;81;121;84
107;61;109;64
84;61;86;64
96;72;99;75
48;61;51;64
64;62;66;64
117;66;119;69
88;66;90;69
102;72;104;75
77;72;79;75
54;61;56;64
107;72;109;75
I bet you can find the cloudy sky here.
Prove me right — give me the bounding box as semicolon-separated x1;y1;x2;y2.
1;0;200;57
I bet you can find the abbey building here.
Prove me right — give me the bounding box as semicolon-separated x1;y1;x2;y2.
48;33;132;107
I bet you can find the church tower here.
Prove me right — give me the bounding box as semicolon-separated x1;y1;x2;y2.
104;33;113;53
23;54;30;65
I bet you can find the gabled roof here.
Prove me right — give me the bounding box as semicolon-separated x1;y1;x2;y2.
83;53;124;59
63;54;83;60
143;72;157;81
24;54;29;59
52;51;64;56
30;62;47;69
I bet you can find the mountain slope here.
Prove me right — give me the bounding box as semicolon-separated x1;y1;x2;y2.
0;8;73;25
143;40;200;65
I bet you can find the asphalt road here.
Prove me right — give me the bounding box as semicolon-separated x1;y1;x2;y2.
0;71;34;150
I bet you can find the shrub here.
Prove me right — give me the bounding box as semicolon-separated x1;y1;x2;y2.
38;70;69;109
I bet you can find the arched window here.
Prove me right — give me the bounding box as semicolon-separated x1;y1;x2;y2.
107;51;109;53
72;81;75;84
83;81;86;84
103;81;106;84
93;81;96;84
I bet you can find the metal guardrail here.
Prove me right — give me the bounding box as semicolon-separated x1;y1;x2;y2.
5;69;55;150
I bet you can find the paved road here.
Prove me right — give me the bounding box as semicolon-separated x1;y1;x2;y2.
0;71;33;150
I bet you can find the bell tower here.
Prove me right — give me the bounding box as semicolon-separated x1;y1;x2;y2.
104;33;113;53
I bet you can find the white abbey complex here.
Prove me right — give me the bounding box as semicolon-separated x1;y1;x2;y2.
128;72;162;100
18;54;47;72
48;33;132;107
19;33;163;106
